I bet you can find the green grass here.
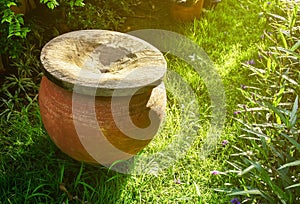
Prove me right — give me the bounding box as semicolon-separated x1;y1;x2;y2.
0;0;293;203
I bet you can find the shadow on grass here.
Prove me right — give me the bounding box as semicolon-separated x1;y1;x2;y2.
0;104;129;203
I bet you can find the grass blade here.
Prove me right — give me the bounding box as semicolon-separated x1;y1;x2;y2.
282;75;299;86
264;101;288;125
75;163;84;188
249;160;288;202
291;40;300;51
289;95;298;128
278;160;300;170
280;132;300;152
228;189;274;202
240;127;269;139
78;181;96;192
228;189;264;196
59;164;65;183
193;181;201;197
268;13;287;22
285;183;300;190
277;47;300;59
238;164;256;176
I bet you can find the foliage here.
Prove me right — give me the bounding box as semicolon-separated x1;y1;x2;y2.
0;0;133;119
0;0;28;58
65;0;132;31
40;0;60;9
40;0;85;9
0;0;133;61
226;1;300;203
1;1;30;38
0;42;42;121
0;0;84;59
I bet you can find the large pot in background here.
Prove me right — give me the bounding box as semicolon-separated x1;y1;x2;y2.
39;30;167;165
171;0;205;22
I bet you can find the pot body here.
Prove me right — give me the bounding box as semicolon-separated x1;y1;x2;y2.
171;0;204;22
39;76;166;164
39;30;167;165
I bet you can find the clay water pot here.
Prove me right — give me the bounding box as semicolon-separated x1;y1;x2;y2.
39;30;167;165
171;0;204;22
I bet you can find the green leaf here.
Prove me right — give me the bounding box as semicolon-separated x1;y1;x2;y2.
277;47;300;59
290;5;298;28
228;189;274;202
238;164;255;176
26;193;52;200
260;136;269;160
40;0;59;9
282;74;299;86
268;13;287;22
193;181;201;197
285;183;300;190
289;95;298;128
1;9;14;23
276;168;293;186
278;160;300;170
74;162;84;188
226;160;241;170
291;40;300;52
249;160;288;202
273;86;285;107
240;127;269;139
228;189;263;196
59;164;65;183
6;2;17;7
264;101;288;126
280;132;300;152
279;31;288;49
16;14;25;25
78;181;96;192
75;0;85;7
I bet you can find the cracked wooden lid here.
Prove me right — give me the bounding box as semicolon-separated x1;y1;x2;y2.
40;30;167;96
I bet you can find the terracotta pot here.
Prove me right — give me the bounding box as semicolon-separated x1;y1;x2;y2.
39;30;167;165
171;0;204;22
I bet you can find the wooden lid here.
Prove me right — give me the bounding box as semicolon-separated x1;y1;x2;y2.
40;30;167;96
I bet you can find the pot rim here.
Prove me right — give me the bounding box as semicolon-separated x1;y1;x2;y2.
40;30;167;96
